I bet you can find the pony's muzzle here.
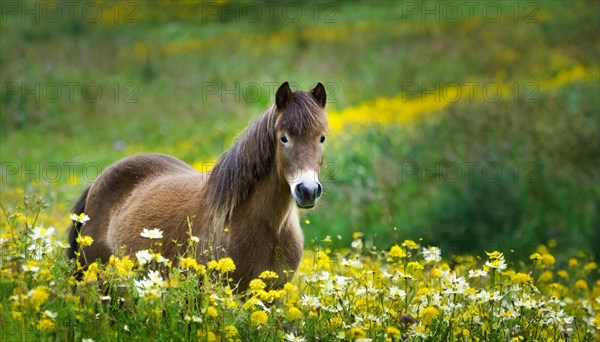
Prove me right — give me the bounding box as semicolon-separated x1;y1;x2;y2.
290;169;322;208
294;181;322;208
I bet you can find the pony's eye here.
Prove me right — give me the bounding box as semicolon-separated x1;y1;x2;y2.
280;134;289;144
320;135;326;143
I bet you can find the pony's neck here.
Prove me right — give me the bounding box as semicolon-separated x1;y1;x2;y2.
205;107;278;224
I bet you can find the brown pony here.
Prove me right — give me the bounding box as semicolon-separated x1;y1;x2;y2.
68;82;328;290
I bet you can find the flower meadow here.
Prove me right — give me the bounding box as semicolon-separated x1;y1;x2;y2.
1;196;599;342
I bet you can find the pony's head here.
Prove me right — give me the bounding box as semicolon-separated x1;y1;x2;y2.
273;82;328;209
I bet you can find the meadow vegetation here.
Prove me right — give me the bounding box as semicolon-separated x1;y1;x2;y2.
1;0;599;340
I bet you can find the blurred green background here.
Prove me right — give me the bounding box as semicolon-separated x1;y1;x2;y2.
1;1;598;261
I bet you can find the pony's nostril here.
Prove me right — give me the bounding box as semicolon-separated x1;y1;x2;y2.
316;183;322;198
295;183;304;198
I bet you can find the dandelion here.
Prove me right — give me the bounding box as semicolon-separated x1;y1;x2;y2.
529;252;542;262
70;213;90;224
250;310;268;326
541;253;556;267
388;245;405;259
216;257;236;273
574;279;588;291
37;318;55;331
28;286;49;310
249;279;267;292
511;272;533;285
206;306;219;318
140;228;163;239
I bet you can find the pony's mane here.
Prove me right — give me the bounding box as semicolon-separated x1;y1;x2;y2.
206;91;327;222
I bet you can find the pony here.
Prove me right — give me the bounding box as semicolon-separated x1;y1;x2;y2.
68;82;328;290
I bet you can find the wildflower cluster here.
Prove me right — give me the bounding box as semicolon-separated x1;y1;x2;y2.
1;197;599;341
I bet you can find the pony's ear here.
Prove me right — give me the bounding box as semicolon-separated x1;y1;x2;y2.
311;82;327;108
276;82;292;110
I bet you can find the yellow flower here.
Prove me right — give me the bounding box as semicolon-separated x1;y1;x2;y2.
249;279;266;292
28;286;49;310
420;306;440;324
557;269;569;279
388;245;405;259
286;306;303;320
430;267;441;279
511;272;533;285
223;325;238;337
207;260;218;270
315;250;330;269
11;311;22;321
179;257;199;271
206;306;219;318
541;253;555;267
574;279;589;291
352;232;363;240
537;270;553;283
568;258;578;268
402;240;419;250
109;255;134;277
216;258;236;273
583;262;597;273
76;234;94;247
82;262;100;282
259;270;279;279
348;327;366;339
197;330;218;342
250;310;268;325
407;261;424;273
529;253;542;262
37;318;55;331
386;326;401;339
